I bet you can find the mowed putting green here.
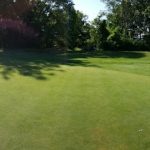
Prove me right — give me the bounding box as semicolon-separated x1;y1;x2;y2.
0;50;150;150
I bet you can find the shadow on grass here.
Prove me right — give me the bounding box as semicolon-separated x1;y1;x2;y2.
68;51;146;59
0;50;146;80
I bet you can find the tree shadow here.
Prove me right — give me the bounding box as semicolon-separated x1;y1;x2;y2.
68;51;146;59
0;50;146;80
100;51;146;59
0;50;99;80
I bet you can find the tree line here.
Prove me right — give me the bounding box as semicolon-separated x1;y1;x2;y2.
0;0;149;51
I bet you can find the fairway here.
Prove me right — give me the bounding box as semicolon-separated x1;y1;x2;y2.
0;50;150;150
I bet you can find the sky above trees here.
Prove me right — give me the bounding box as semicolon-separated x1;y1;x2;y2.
73;0;107;21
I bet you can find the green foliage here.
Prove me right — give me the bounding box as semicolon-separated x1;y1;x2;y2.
67;7;90;50
0;0;149;50
91;15;109;50
100;0;150;51
107;27;121;49
23;0;70;49
67;4;78;49
144;34;150;48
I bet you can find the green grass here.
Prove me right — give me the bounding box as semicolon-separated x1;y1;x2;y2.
0;50;150;150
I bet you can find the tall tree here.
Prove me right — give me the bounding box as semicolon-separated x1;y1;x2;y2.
67;4;90;49
91;14;109;50
102;0;150;39
23;0;73;48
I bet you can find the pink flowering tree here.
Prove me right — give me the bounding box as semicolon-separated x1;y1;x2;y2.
0;18;38;48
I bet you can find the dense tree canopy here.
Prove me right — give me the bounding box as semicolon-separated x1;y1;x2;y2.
103;0;150;38
0;0;149;50
0;0;34;18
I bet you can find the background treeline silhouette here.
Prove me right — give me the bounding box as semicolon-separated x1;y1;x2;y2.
0;0;149;51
